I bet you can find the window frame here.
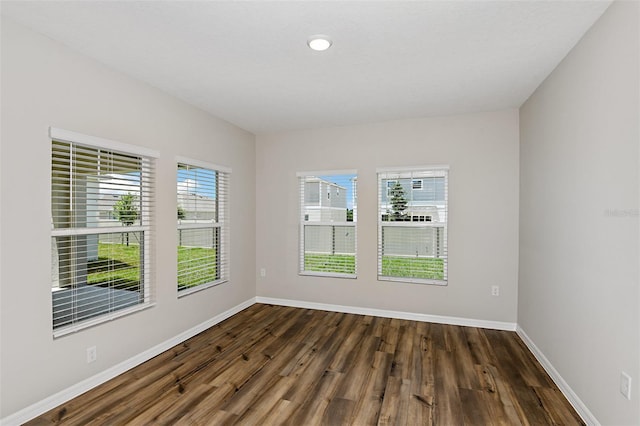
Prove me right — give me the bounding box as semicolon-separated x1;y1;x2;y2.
176;157;230;297
377;166;449;286
50;127;158;337
298;170;357;279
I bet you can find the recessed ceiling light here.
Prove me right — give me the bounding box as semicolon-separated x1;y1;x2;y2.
308;35;332;51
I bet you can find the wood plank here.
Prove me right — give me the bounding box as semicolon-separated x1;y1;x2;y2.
286;370;344;425
408;321;435;425
535;386;586;425
486;364;531;426
277;313;360;422
334;335;380;401
377;375;401;425
218;340;307;416
464;325;498;366
389;323;416;380
473;364;517;426
323;397;355;426
433;347;465;425
259;398;297;425
173;383;237;424
232;375;296;424
377;321;399;354
28;304;584;425
459;387;494;425
510;384;557;425
326;316;370;373
351;351;393;425
447;325;482;390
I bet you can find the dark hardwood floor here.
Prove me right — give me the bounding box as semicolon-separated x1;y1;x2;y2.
27;304;583;425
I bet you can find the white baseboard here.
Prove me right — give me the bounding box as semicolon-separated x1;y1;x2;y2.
0;297;256;426
516;325;599;426
255;296;517;331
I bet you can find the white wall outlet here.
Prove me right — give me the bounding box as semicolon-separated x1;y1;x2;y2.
260;268;266;277
491;285;500;296
620;372;632;400
86;346;97;364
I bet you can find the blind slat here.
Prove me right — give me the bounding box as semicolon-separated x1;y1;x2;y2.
51;137;155;336
377;168;448;284
299;172;357;278
177;161;229;293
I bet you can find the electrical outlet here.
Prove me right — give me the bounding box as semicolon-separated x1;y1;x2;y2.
620;372;632;400
86;346;97;364
260;268;266;277
491;285;500;296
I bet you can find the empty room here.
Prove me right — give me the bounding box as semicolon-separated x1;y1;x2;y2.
1;1;638;425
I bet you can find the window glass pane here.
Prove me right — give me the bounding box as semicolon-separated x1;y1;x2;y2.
380;226;445;280
378;169;448;284
51;135;154;335
52;141;144;230
177;227;219;291
177;164;217;223
177;161;228;293
299;173;357;277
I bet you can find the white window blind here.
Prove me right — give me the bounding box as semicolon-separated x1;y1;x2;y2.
177;159;229;294
51;129;156;337
377;167;448;285
298;171;357;278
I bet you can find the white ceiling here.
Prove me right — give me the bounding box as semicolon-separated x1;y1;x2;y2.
1;1;611;134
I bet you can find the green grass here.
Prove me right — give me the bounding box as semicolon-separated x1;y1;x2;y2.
381;256;445;280
303;253;444;280
304;253;356;274
178;245;218;289
87;243;218;291
89;244;443;290
88;243;141;290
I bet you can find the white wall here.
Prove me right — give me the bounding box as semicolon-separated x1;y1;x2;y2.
519;1;639;424
256;110;519;323
0;18;256;417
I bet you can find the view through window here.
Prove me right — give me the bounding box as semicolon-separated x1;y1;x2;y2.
177;160;229;293
51;129;156;335
377;167;448;284
298;171;357;278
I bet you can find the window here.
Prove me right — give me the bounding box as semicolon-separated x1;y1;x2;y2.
299;171;357;278
177;159;229;295
378;167;448;285
412;179;423;190
51;128;157;336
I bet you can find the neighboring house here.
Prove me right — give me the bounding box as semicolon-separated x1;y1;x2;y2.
351;176;358;222
379;176;447;258
302;176;354;256
89;191;216;250
380;177;446;222
94;191;217;225
177;191;217;221
303;177;347;222
177;191;218;248
96;193;122;225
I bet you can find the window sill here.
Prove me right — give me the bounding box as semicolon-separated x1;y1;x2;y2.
53;302;156;339
178;279;227;298
299;271;357;279
377;276;447;286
